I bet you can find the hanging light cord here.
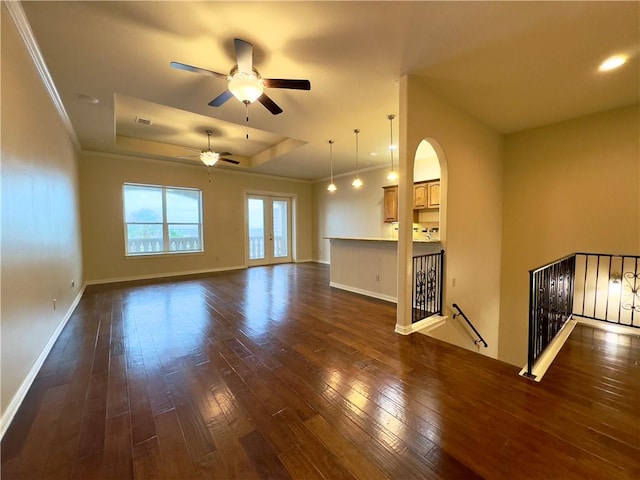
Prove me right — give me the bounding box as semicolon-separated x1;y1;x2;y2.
354;129;360;175
389;114;395;170
329;140;334;181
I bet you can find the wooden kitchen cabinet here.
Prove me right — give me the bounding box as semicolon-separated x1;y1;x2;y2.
383;185;398;222
414;180;439;209
427;181;440;208
413;182;429;209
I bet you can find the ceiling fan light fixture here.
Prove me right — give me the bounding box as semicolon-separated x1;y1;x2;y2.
200;150;219;166
228;72;264;103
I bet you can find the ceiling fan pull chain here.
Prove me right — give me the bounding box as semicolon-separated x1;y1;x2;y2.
245;102;250;139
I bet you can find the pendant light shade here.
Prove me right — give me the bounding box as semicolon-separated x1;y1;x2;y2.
352;129;363;188
327;140;337;192
386;114;398;181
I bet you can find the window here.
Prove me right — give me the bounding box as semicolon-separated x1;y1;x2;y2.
123;183;203;256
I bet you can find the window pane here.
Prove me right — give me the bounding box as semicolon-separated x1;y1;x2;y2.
166;189;201;223
124;185;163;223
126;224;163;254
169;224;200;251
248;198;265;260
272;200;288;258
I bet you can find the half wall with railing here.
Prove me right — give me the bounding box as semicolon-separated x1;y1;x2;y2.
526;252;639;378
412;250;445;323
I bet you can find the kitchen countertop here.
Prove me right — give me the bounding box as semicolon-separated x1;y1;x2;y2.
325;236;441;244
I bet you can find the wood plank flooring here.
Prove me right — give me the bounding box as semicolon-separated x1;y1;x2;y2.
2;263;639;479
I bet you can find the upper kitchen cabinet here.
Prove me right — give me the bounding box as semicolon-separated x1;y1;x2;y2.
383;185;398;223
427;181;440;208
413;180;440;209
413;182;428;209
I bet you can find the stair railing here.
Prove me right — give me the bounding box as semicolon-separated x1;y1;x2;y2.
452;303;488;348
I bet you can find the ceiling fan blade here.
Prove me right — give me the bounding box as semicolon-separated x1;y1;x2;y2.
218;152;232;157
263;78;311;90
234;38;254;74
257;93;283;115
170;61;227;80
209;90;234;107
220;157;240;165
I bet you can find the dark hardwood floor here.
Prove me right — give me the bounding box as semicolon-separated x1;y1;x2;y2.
2;263;639;479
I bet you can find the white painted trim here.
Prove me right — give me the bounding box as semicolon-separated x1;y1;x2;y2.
413;315;447;334
0;284;86;440
575;316;640;336
329;282;397;304
5;0;81;151
315;259;330;265
295;258;314;263
85;265;246;286
519;317;578;382
396;315;447;335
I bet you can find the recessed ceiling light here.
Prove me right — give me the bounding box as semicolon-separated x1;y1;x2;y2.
369;152;378;156
598;55;628;72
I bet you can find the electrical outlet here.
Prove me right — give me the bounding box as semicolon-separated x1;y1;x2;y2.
452;278;456;287
375;274;380;282
70;280;75;288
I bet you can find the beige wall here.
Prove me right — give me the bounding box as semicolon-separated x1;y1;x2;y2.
1;5;83;424
499;105;640;366
80;152;313;282
402;75;503;358
313;167;398;263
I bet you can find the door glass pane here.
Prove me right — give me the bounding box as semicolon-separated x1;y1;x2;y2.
248;198;265;260
272;200;288;258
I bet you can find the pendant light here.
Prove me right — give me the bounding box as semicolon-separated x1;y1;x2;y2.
386;114;398;181
352;129;363;188
327;140;337;192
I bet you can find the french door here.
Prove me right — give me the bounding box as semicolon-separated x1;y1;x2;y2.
246;194;292;266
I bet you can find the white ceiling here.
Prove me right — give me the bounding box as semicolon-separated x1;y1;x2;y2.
19;1;640;180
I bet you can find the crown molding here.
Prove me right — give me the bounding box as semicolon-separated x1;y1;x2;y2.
5;0;81;150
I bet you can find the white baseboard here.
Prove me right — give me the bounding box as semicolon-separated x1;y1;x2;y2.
329;281;397;304
85;265;247;285
575;316;640;335
295;258;314;263
0;284;86;440
315;259;330;265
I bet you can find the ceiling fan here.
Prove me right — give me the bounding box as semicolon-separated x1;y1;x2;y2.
171;38;311;115
181;130;239;167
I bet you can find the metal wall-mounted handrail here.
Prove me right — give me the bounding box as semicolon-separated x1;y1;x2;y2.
452;303;488;348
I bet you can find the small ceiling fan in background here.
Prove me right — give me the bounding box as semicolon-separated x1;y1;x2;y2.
180;130;239;167
171;38;311;116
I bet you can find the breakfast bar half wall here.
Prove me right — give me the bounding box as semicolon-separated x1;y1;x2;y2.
326;237;442;303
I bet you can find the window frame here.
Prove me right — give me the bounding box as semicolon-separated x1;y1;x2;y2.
123;182;204;257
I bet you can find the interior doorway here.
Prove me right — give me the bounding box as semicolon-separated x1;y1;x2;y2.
246;194;292;266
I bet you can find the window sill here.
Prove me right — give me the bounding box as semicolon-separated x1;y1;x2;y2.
125;250;205;259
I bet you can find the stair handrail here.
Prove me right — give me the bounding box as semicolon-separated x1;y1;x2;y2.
452;303;488;348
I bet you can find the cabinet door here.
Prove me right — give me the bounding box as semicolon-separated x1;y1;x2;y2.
383;186;398;222
427;182;440;208
413;182;428;209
